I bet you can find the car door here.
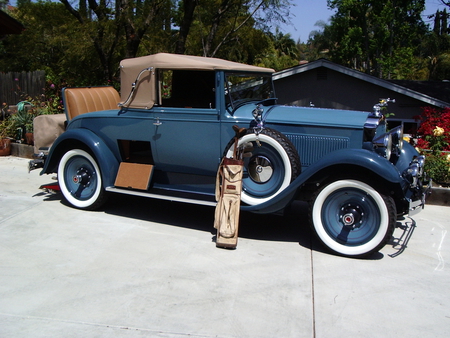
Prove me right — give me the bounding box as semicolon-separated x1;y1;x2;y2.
151;70;221;176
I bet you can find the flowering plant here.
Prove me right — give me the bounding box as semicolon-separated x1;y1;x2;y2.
414;107;450;151
40;80;65;115
1;78;65;142
414;107;450;186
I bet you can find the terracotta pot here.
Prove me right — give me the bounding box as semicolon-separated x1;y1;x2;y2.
25;132;34;146
0;138;11;156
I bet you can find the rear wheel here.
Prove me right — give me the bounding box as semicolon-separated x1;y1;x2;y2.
310;179;396;258
224;128;301;205
58;149;107;210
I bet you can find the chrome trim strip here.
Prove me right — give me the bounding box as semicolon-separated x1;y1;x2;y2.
106;187;217;207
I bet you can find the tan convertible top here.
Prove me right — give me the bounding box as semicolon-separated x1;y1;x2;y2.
119;53;275;109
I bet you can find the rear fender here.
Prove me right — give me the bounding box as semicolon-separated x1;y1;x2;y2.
242;148;403;214
40;129;119;188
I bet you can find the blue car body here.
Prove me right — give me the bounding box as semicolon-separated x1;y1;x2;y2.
37;53;429;257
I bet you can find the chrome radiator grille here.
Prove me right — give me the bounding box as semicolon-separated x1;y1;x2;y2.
286;134;349;167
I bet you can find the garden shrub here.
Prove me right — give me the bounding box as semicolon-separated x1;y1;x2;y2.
414;107;450;186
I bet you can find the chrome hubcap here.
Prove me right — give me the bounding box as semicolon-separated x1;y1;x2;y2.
339;204;364;229
72;167;91;187
248;155;273;183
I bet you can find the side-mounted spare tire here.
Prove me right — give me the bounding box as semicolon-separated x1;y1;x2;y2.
224;128;301;205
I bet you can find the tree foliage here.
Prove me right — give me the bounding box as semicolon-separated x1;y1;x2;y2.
0;0;294;85
58;0;172;82
421;7;450;80
314;0;428;79
3;0;450;88
0;1;92;84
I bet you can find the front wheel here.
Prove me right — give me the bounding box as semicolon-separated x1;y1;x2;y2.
310;179;396;258
58;149;107;210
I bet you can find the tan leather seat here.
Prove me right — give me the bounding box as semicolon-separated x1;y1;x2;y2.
34;86;120;153
62;86;120;121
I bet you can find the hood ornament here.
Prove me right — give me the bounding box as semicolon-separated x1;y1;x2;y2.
372;98;395;118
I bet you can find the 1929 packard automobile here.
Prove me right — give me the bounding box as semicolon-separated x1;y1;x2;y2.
33;53;429;257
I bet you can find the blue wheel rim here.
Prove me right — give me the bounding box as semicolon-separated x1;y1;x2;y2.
63;155;98;201
242;142;285;198
321;188;381;246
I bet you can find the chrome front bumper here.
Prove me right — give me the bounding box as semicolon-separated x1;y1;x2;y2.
408;181;432;216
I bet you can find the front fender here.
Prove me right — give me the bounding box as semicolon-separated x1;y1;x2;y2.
40;128;120;188
242;148;403;214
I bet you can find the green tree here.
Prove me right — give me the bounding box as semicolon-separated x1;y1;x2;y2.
246;30;299;70
271;29;298;59
422;8;450;80
306;20;333;60
1;0;299;87
58;0;171;82
315;0;427;79
0;1;84;81
173;0;292;59
174;0;199;54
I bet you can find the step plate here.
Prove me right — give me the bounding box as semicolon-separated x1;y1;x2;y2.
106;186;217;207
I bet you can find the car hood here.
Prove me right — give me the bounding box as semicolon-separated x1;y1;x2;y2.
234;104;370;129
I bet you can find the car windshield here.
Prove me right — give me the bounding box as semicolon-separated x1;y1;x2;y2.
225;73;275;111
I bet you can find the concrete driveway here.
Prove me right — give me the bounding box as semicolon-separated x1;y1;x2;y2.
1;156;449;337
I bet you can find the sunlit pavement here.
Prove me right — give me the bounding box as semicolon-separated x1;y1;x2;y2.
1;156;449;338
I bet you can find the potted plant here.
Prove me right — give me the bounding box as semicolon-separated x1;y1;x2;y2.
11;101;35;145
0;119;12;156
1;103;12;155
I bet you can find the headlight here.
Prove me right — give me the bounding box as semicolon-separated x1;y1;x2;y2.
403;163;419;187
373;133;392;160
390;125;404;156
416;155;425;167
412;155;426;177
372;125;404;161
403;155;426;188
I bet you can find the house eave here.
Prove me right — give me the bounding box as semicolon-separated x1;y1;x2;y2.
274;59;450;108
0;9;25;35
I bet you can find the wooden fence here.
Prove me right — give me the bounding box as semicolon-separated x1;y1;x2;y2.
0;71;46;106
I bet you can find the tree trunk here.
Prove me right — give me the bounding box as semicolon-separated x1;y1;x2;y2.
175;0;198;54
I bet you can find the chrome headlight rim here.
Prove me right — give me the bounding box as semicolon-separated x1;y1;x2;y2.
413;155;426;177
372;125;404;161
390;125;404;155
404;163;419;187
373;133;393;160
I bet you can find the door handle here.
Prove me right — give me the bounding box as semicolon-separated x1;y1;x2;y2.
153;117;162;126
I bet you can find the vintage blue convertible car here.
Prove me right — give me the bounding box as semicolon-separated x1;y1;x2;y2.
35;53;429;257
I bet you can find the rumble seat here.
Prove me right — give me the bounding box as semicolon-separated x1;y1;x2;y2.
33;86;120;154
62;86;120;121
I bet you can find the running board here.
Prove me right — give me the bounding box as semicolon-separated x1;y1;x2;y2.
105;187;217;207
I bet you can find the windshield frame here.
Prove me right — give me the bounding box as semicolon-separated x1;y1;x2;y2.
225;72;276;113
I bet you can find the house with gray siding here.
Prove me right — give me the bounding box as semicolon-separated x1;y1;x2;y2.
273;59;450;134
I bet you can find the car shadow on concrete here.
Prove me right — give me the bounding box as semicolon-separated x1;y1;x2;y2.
102;194;312;246
43;191;392;259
